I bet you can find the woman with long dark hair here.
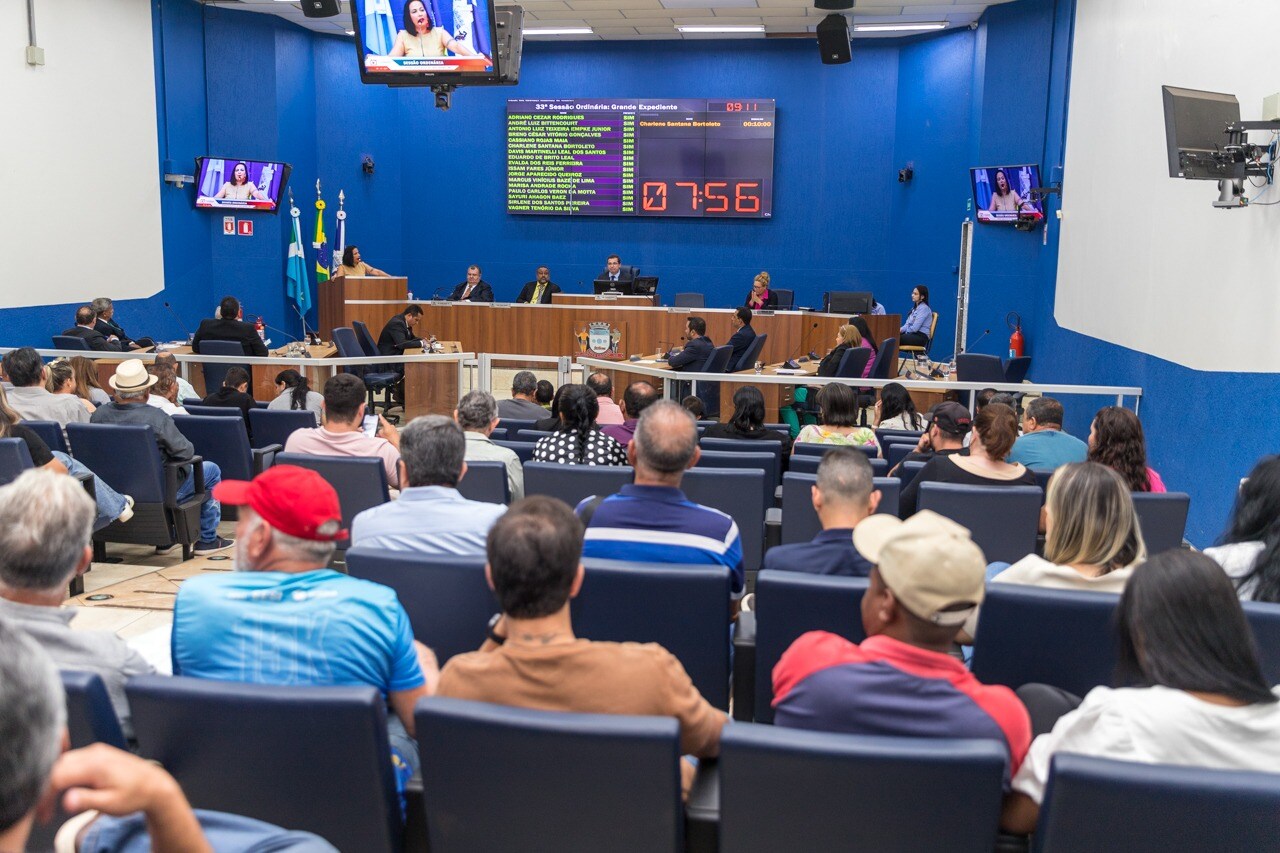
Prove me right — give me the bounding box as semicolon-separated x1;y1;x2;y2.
268;368;324;425
850;316;878;354
703;386;793;456
1087;406;1165;492
899;285;933;349
532;384;626;466
1002;550;1280;834
874;382;923;431
1206;455;1280;602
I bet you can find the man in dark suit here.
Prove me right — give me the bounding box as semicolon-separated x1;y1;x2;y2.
515;266;561;304
668;316;714;371
378;305;426;357
90;297;153;350
597;254;635;285
61;306;122;352
726;307;757;371
191;296;269;357
448;265;495;302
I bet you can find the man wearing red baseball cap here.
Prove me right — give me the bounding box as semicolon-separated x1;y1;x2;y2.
171;465;439;778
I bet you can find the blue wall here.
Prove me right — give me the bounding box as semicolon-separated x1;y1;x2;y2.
2;0;1269;543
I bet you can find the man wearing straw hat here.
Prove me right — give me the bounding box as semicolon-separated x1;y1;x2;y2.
90;359;233;555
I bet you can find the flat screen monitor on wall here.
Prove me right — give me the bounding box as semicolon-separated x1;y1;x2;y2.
351;0;498;84
194;158;291;213
507;99;776;218
971;164;1044;223
1162;85;1242;179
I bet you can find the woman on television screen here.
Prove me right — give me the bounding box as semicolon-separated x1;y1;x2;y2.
389;0;482;58
987;168;1023;213
213;162;267;202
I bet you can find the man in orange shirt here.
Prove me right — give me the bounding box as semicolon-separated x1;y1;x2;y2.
436;496;726;792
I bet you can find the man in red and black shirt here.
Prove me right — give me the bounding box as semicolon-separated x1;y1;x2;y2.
772;510;1030;783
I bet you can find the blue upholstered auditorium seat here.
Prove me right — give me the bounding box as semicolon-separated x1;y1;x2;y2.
127;675;401;852
1034;754;1280;852
718;724;1007;852
416;698;683;853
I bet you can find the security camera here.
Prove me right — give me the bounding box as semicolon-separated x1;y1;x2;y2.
361;155;374;175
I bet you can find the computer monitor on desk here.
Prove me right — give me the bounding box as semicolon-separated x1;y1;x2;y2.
633;276;659;295
593;278;635;295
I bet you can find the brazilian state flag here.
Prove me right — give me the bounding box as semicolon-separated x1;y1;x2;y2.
314;197;330;284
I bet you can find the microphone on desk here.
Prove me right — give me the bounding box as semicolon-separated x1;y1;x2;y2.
163;302;193;341
431;287;448;301
292;304;318;345
262;322;298;344
783;322;820;369
937;329;992;369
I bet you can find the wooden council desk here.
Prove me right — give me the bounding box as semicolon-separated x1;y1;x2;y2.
337;300;899;366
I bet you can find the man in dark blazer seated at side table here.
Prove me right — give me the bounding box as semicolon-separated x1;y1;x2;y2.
597;253;635;286
726;307;757;371
91;297;153;350
61;306;123;352
191;296;269;357
448;265;495;302
515;266;562;304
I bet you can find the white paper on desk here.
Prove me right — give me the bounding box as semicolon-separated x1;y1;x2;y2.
127;624;174;675
773;368;807;375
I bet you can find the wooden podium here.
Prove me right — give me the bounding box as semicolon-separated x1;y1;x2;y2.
318;276;409;339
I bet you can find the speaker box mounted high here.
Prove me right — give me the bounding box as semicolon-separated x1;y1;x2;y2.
300;0;341;18
816;14;851;65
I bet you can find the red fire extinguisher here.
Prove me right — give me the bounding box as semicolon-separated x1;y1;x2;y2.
1007;312;1025;358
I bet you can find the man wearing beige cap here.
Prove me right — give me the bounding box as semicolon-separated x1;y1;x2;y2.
771;510;1031;782
90;359;231;554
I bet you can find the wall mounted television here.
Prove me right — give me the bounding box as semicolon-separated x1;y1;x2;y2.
971;164;1044;223
351;0;499;85
194;158;291;213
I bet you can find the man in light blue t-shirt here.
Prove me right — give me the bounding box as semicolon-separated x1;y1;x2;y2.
172;465;439;775
1007;397;1088;472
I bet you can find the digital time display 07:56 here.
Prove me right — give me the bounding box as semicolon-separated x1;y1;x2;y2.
639;180;764;216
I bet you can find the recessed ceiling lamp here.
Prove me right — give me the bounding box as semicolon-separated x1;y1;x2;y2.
853;21;947;32
676;24;766;33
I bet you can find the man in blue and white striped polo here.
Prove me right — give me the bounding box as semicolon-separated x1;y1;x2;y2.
575;400;745;600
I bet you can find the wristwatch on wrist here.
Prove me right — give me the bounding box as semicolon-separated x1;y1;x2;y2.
487;613;506;646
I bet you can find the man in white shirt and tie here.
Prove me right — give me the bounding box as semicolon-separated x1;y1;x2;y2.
448;265;495;302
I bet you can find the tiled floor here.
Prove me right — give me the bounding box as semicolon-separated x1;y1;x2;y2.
65;521;237;638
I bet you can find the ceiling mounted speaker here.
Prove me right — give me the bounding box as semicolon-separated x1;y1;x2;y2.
814;0;854;10
300;0;341;18
816;14;851;65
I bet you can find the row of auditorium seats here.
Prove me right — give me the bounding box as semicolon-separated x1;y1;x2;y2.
2;415;1191;573
59;559;1280;851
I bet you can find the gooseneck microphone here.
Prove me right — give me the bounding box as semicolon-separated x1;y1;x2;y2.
262;322;298;343
292;304;316;344
163;302;193;340
785;322;820;366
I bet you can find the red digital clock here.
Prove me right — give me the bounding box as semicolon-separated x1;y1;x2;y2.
639;180;765;217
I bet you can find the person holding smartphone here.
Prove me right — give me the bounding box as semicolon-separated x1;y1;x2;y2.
283;374;403;489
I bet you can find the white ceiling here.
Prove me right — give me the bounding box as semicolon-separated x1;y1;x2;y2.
214;0;1019;41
